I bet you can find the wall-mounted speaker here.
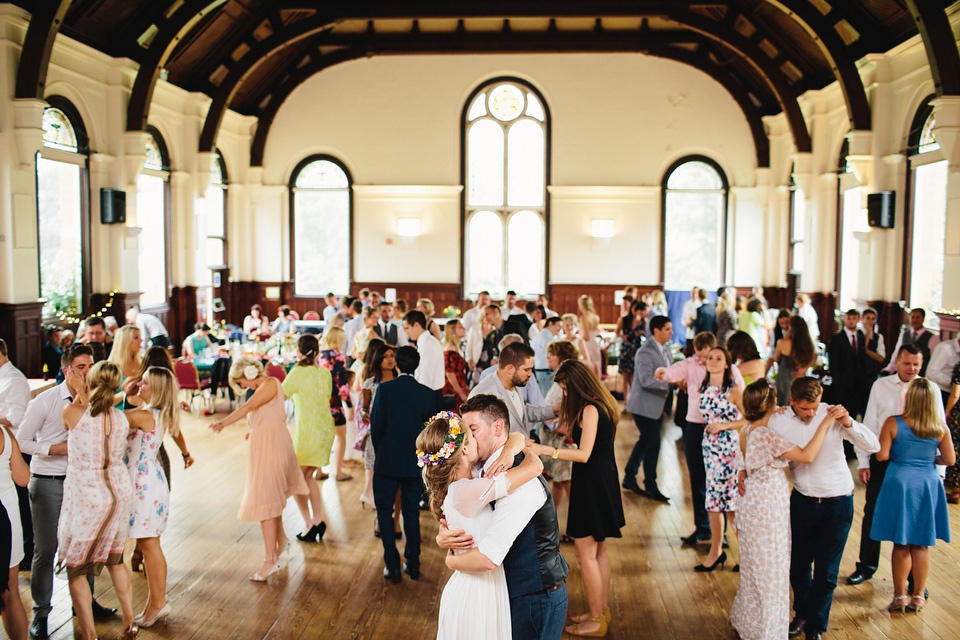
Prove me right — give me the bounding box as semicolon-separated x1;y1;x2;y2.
867;191;895;229
100;188;126;224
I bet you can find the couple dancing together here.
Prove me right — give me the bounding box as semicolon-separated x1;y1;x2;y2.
418;394;569;639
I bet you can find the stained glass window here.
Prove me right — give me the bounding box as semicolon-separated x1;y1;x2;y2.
663;158;727;291
464;80;548;297
291;156;351;296
41;107;78;151
918;112;939;154
144;133;163;170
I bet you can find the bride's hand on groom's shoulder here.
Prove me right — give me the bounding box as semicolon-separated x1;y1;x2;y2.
437;518;474;550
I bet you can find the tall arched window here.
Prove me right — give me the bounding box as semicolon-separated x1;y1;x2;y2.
38;98;89;318
788;166;805;284
463;79;548;297
836;139;868;311
661;157;728;291
196;150;227;321
289;156;351;296
136;127;170;307
905;98;947;330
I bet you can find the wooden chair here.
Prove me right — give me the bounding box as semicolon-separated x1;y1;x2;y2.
174;359;212;411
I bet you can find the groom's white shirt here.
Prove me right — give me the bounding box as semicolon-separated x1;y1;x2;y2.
473;444;547;567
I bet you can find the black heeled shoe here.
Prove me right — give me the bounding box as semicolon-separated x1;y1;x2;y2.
296;522;327;542
694;551;726;572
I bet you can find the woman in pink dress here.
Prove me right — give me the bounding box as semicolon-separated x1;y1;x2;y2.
209;357;309;582
578;295;603;378
60;361;154;640
731;379;834;640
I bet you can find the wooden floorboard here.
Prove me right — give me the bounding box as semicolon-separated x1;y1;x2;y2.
16;397;960;639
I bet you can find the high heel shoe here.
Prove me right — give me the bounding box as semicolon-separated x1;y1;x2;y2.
906;595;926;613
120;623;140;639
887;595;910;613
296;522;327;542
694;551;727;572
250;562;281;582
135;603;171;628
359;494;375;510
565;615;608;637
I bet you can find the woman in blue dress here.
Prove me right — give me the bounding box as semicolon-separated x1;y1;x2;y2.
871;378;955;613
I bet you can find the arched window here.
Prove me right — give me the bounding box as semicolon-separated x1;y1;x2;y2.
136;127;170;307
38;98;89;319
905;98;947;330
289;156;351;296
661;157;728;291
463;79;548;297
196;150;227;322
835;139;868;311
788;165;805;282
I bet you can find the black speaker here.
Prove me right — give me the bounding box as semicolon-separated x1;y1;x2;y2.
100;188;126;224
867;191;895;229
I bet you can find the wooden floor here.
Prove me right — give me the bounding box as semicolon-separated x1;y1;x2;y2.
17;397;960;639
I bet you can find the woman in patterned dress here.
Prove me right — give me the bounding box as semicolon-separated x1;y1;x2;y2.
60;361;154;640
697;346;745;571
282;334;333;542
124;367;183;627
617;300;646;405
441;320;469;410
944;361;960;503
319;327;353;481
731;379;834;640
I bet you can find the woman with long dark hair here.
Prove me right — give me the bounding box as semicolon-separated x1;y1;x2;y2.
766;315;815;406
527;360;624;636
726;331;766;386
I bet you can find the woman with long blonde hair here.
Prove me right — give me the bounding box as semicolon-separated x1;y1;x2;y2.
577;295;603;379
527;360;624;636
416;298;443;341
123;367;183;627
441;319;468;409
320;326;352;480
871;377;955;613
108;325;142;379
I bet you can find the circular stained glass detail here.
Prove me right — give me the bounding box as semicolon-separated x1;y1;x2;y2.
42;107;78;151
488;84;524;122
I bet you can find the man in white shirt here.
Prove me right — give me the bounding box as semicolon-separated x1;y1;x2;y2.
372;302;409;347
321;293;340;322
16;344;117;637
125;306;170;353
0;338;31;434
680;287;701;347
342;299;365;366
926;336;960;404
537;294;558;318
883;308;940;377
461;290;492;333
502;290;526;317
769;377;879;640
532;317;562;395
469;342;558;439
846;343;944;588
403;310;444;398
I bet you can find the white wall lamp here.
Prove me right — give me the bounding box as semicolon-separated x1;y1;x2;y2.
397;218;421;243
591;219;614;239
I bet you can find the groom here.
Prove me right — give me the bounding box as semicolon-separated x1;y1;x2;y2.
437;394;568;639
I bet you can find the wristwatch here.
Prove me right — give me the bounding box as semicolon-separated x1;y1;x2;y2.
551;448;560;460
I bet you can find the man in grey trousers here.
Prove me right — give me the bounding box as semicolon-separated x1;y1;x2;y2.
16;345;116;638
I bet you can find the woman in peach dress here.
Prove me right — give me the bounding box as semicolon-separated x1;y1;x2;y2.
210;357;309;582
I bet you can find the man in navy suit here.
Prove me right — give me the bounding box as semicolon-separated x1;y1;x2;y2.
826;309;866;417
370;345;439;582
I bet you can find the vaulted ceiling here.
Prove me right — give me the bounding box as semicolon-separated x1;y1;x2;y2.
14;1;960;168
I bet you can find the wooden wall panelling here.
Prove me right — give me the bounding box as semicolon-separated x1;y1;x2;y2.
168;286;198;349
351;282;463;319
548;284;659;325
0;301;45;378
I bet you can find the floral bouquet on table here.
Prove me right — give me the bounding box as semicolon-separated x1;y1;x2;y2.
443;305;461;319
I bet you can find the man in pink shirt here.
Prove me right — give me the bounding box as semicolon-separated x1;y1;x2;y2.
656;332;745;544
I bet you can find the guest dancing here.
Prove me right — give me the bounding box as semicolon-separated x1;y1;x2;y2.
539;340;581;532
731;379;833;640
60;361;154;640
766;316;816;406
0;419;29;639
527;360;625;637
209;357;309;581
617;300;647;405
697;347;744;572
123;367;184;627
281;335;332;543
318;327;353;481
946;361;960;503
870;378;954;613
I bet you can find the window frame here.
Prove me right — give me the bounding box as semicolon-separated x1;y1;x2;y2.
902;97;939;304
460;76;551;298
138;126;172;308
659;155;729;289
37;96;91;319
288;154;354;297
205;149;228;271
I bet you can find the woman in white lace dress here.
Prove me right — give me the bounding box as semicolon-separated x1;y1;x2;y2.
416;412;543;640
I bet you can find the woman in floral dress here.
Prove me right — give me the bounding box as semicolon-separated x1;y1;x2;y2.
441;320;469;410
60;361;154;640
617;300;646;405
944;361;960;503
319;326;352;481
731;379;834;640
124;366;183;627
697;346;744;571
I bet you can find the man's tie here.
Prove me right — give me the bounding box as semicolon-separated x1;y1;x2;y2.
850;334;856;352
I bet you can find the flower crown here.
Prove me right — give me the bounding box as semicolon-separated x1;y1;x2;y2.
416;411;465;468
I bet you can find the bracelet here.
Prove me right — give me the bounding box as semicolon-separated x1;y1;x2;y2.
551;448;560;460
182;452;191;458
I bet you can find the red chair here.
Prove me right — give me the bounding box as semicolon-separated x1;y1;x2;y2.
289;310;300;320
303;310;320;321
174;359;212;411
265;362;286;383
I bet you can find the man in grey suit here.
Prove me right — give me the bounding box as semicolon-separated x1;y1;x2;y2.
622;315;673;502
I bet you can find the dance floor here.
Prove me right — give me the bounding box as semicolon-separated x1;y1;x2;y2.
18;396;960;639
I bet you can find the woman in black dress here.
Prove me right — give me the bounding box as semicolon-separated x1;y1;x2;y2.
527;359;624;637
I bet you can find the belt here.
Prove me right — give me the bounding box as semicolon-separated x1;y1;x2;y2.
523;580;565;597
792;489;850;504
534;368;552;372
32;474;66;480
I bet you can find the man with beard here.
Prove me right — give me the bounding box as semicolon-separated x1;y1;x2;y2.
468;342;558;438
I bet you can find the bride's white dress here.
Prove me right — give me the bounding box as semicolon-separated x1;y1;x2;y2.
437;475;512;639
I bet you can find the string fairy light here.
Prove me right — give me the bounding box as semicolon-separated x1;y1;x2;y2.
52;290;118;325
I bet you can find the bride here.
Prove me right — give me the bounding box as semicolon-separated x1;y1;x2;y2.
416;411;543;639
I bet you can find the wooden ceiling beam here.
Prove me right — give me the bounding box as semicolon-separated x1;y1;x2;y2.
904;0;960;95
15;0;73;99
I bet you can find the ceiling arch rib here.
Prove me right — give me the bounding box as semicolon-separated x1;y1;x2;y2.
766;0;870;130
197;14;338;152
126;0;232;132
904;0;960;95
15;0;73;99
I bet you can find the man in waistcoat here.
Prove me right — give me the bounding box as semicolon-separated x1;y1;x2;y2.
883;308;939;377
